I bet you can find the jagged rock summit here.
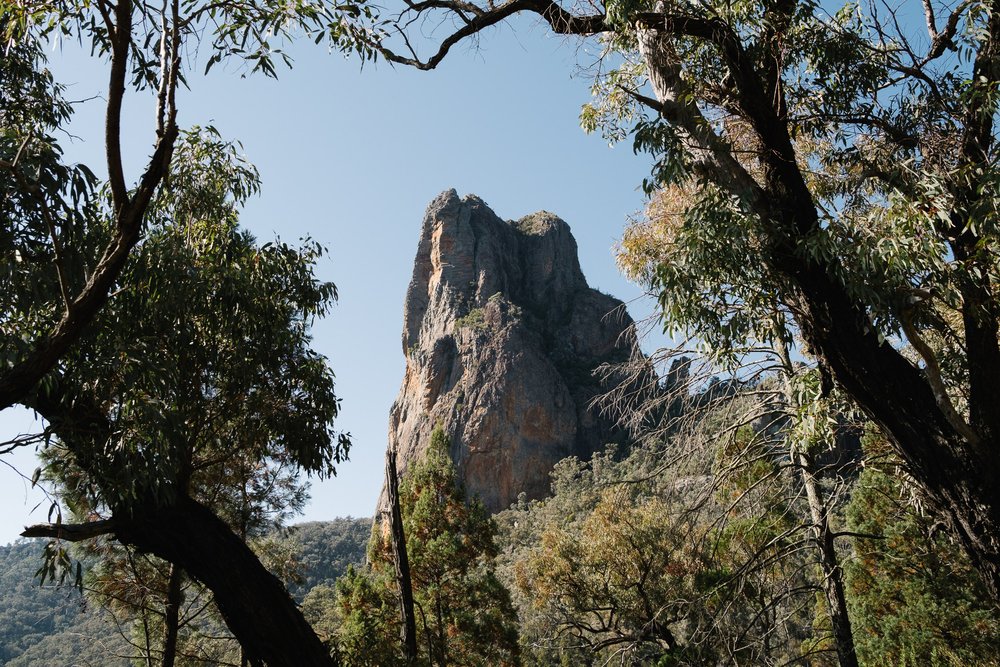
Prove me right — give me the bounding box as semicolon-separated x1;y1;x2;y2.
384;190;640;512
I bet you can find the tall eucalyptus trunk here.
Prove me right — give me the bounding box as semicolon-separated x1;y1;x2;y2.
774;331;858;667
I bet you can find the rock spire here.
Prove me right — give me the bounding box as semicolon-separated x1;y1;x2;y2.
383;190;640;512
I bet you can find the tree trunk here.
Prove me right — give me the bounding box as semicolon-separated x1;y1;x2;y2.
796;448;858;667
30;387;338;667
787;263;1000;600
775;330;858;667
113;497;337;667
162;563;183;667
386;448;419;664
139;603;154;667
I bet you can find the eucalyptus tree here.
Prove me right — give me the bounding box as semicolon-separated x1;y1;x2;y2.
4;3;371;663
19;129;349;667
347;0;1000;598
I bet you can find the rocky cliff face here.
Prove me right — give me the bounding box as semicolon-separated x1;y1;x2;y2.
383;190;640;513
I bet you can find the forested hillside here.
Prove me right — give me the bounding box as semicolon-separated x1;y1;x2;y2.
285;520;372;601
0;540;129;666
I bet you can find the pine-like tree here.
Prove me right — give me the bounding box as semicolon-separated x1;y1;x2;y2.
334;427;520;666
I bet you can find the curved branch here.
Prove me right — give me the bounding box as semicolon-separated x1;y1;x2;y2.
27;385;337;667
378;0;606;69
0;122;178;412
618;84;765;208
923;0;971;62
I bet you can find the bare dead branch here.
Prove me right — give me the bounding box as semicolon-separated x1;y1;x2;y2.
22;518;118;541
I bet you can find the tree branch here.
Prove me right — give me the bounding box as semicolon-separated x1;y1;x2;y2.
0;126;177;412
831;530;885;541
107;0;132;209
377;0;605;69
619;85;765;209
924;0;970;62
22;519;118;541
899;301;980;445
0;0;185;412
629;23;768;211
635;9;811;229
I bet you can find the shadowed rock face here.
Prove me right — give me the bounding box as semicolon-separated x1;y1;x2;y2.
382;190;640;513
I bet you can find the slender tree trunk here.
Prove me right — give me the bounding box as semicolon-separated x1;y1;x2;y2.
139;600;154;667
794;446;858;667
386;448;419;664
162;563;183;667
774;331;858;667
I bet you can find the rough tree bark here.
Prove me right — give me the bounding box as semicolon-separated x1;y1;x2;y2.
386;447;419;664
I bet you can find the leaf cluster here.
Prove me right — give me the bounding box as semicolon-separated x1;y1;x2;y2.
41;127;349;518
1;33;100;368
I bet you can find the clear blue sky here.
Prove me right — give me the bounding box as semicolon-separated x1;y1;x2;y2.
0;16;660;544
